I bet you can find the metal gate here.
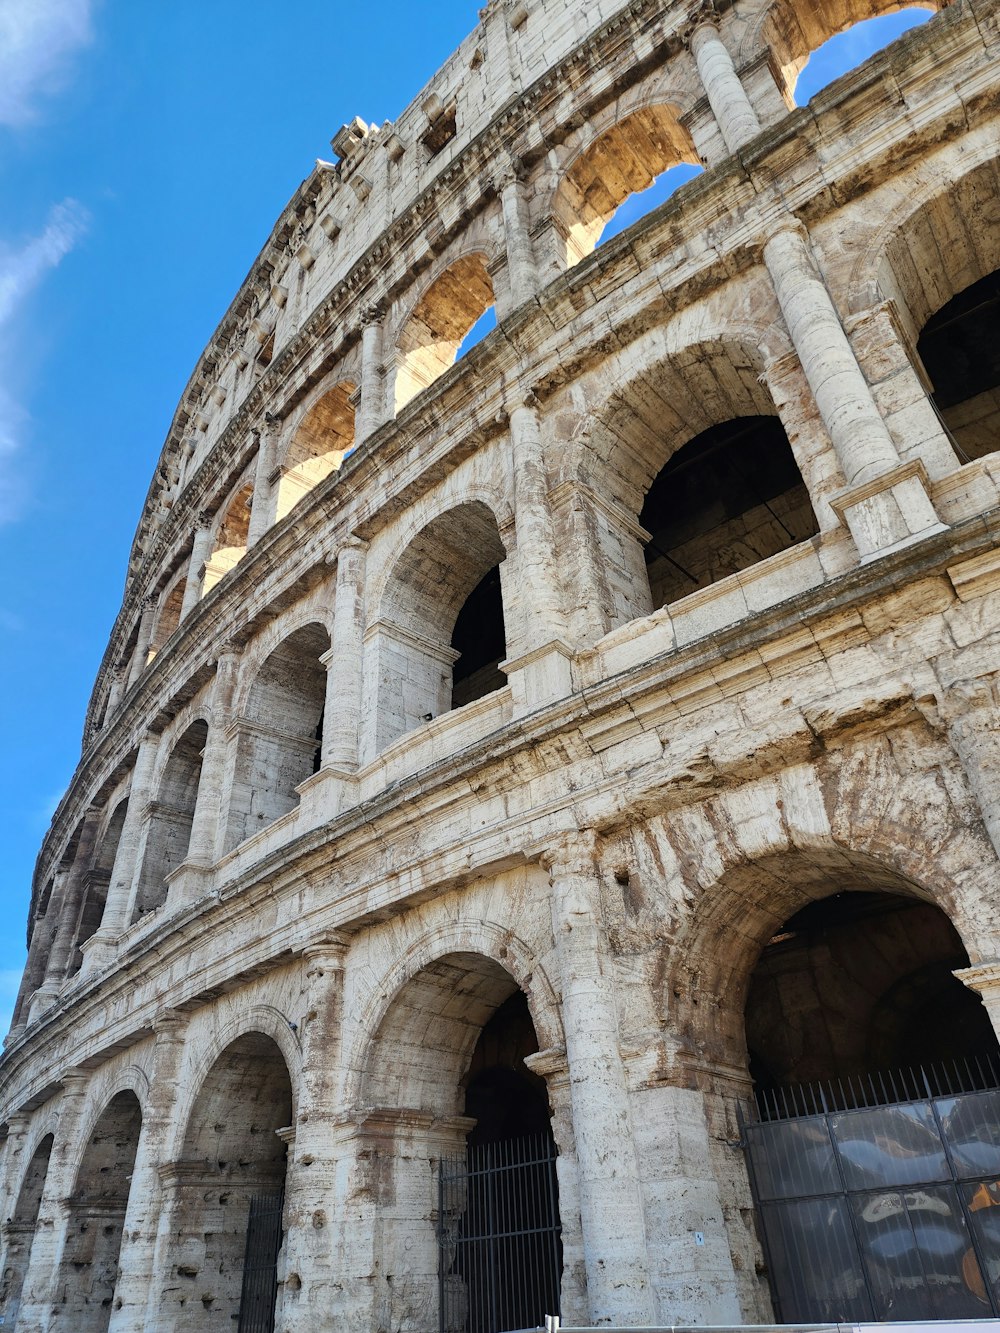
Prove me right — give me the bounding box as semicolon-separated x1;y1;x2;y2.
438;1133;562;1333
741;1055;1000;1324
236;1191;285;1333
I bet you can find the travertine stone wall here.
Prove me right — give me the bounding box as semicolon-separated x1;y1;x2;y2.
4;0;1000;1328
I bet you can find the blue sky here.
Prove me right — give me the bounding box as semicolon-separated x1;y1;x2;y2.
0;1;929;1033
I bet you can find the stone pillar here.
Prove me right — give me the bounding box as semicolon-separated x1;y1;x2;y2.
82;731;159;967
322;541;368;772
275;937;349;1333
108;1012;187;1333
38;807;102;997
145;1163;218;1333
180;511;215;620
0;1113;34;1330
14;1072;90;1333
127;595;158;687
356;301;387;442
503;399;574;713
495;158;539;312
105;670;125;719
246;423;281;547
936;676;1000;856
171;653;238;903
541;831;655;1325
688;19;761;153
763;220;945;559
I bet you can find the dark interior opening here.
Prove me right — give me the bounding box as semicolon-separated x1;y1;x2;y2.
918;271;1000;462
746;891;997;1098
451;565;507;710
640;415;818;609
464;991;551;1147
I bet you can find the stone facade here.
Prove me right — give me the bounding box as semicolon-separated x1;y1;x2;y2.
3;0;1000;1328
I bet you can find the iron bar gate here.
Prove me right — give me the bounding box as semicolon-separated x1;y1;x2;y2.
237;1191;285;1333
741;1054;1000;1324
438;1133;562;1333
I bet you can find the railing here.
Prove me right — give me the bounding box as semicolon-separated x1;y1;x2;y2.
439;1133;562;1333
237;1191;285;1333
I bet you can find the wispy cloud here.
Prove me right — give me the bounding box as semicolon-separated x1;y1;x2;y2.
0;200;89;521
0;0;94;128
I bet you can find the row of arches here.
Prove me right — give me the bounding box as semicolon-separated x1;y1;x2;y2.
5;846;999;1331
119;130;1000;728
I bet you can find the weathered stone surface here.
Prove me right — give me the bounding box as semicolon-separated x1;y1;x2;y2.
3;0;1000;1329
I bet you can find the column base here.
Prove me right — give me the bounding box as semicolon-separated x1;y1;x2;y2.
78;927;121;976
503;640;575;717
25;981;63;1026
830;459;948;562
165;860;216;910
296;766;362;824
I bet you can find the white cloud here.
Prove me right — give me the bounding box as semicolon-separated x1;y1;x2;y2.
0;199;89;522
0;0;94;127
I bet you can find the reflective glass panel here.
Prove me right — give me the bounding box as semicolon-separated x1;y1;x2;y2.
852;1184;988;1320
747;1117;841;1201
833;1104;949;1189
938;1092;1000;1179
962;1178;1000;1314
760;1196;873;1323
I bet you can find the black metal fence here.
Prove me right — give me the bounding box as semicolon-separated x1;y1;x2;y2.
741;1056;1000;1324
438;1133;562;1333
237;1191;285;1333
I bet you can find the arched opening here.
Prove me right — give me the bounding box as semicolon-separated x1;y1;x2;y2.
148;575;185;662
552;106;701;269
223;622;330;853
277;381;356;522
203;483;254;596
876;160;1000;465
375;502;507;752
917;272;1000;462
733;882;1000;1324
1;1133;54;1329
395;255;495;412
165;1034;292;1333
132;720;208;920
764;0;939;104
793;8;932;103
52;1092;142;1333
67;799;128;975
640;415;819;609
361;954;560;1333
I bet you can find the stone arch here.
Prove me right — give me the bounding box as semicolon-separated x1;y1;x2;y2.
148;570;186;661
394;251;496;412
350;942;564;1333
162;1031;294;1333
132;718;208;919
852;154;1000;463
742;0;940;101
581;331;818;622
50;1090;142;1333
223;620;330;853
1;1132;54;1329
67;797;129;975
277;379;356;521
346;915;564;1109
167;1006;301;1162
203;478;254;595
371;499;509;751
550;103;701;270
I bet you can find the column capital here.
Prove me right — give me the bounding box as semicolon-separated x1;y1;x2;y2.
195;508;214;531
361;298;386;327
303;933;350;976
955;960;1000;996
540;828;601;878
151;1007;187;1040
490;152;526;193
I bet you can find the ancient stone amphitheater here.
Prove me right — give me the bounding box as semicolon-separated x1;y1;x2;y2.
4;0;1000;1329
